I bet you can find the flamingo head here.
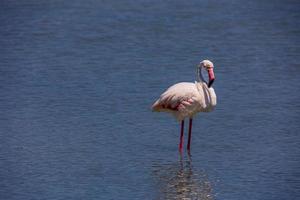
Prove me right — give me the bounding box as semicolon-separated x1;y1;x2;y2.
199;60;215;88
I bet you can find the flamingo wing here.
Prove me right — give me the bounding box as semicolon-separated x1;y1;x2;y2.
152;82;200;119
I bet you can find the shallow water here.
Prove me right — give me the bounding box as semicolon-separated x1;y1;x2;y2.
1;0;299;199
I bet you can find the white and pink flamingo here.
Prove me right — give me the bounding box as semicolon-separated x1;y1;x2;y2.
152;60;217;152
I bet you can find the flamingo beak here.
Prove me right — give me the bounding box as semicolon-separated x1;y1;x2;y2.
207;68;215;88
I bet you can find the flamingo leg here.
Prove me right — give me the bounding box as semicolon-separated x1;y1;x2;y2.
179;120;184;152
187;118;193;151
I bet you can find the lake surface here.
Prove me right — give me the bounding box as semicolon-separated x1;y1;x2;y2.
1;0;299;199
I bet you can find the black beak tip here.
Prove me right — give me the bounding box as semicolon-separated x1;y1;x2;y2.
208;79;215;88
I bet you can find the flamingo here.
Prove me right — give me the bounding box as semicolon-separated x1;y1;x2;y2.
152;60;217;152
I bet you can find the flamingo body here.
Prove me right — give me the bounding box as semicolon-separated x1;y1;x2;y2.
152;81;216;121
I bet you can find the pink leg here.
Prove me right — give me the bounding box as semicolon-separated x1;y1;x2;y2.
179;120;184;152
187;118;193;151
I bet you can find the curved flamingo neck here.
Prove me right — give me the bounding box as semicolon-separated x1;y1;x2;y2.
196;66;205;83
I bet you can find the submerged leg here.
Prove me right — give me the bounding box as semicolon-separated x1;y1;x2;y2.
187;118;193;151
179;120;184;152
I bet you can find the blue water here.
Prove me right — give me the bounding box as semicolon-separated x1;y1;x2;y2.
1;0;299;199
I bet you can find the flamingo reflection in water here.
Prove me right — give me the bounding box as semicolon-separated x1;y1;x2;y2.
152;154;214;200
